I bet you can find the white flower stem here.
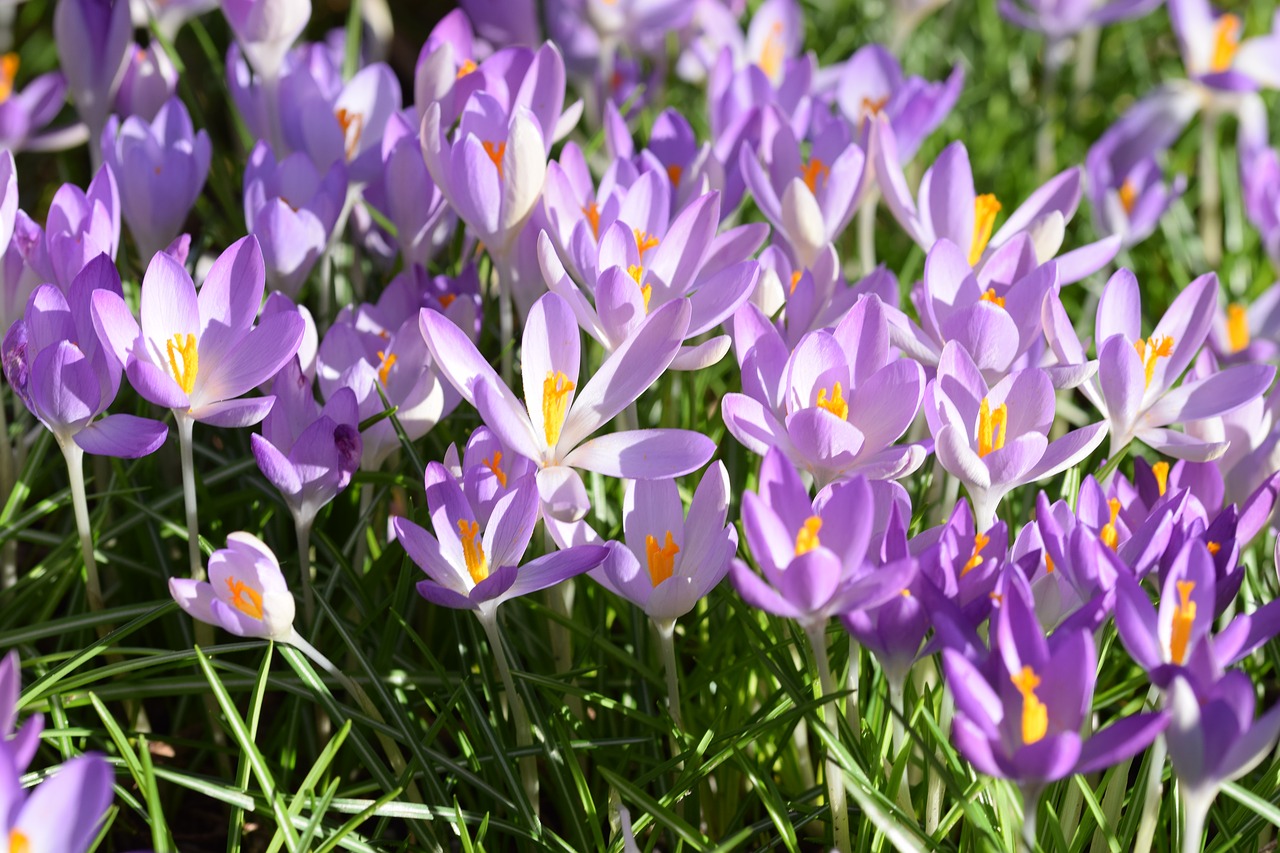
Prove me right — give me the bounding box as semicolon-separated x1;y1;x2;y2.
654;618;684;731
289;631;422;803
176;412;203;581
0;396;14;589
807;624;853;853
1021;785;1042;852
478;611;539;815
857;191;878;275
1036;45;1060;180
845;635;862;745
60;440;103;613
295;515;315;627
494;255;515;387
1134;732;1168;853
1181;789;1212;853
1200;111;1222;267
888;676;906;759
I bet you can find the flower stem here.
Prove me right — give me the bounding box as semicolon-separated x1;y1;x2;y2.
60;441;103;613
1036;45;1060;180
1200;111;1222;267
845;635;862;745
654;618;684;731
295;515;315;627
0;396;14;589
1181;789;1211;853
494;256;515;387
176;412;204;581
857;192;878;275
807;624;852;853
1021;784;1043;852
1134;732;1168;853
478;611;540;816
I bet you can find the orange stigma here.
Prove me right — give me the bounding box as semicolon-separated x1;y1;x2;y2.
1227;303;1250;353
1119;178;1138;215
960;532;990;577
1152;461;1170;496
1169;580;1197;664
980;288;1006;309
376;350;397;385
667;164;683;187
633;228;660;257
0;54;18;103
1010;666;1048;745
582;201;601;240
1133;336;1175;389
789;270;802;294
646;530;680;587
483;451;507;487
1210;13;1242;73
225;577;264;620
482;140;506;177
458;519;488;583
1100;498;1121;550
456;58;477;78
801;158;830;194
335;108;364;162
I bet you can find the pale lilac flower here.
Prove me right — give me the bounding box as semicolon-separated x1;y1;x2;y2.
1000;0;1160;40
0;751;115;853
0;650;43;772
17;165;120;293
54;0;131;150
170;531;298;641
222;0;312;83
114;42;178;121
1169;0;1280;93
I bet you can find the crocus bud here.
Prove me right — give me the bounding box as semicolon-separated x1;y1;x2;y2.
114;42;179;121
54;0;132;149
221;0;312;81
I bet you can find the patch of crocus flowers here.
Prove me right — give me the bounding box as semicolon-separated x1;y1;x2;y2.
3;0;1280;851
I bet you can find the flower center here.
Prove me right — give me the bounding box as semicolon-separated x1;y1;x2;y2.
1010;665;1048;745
977;397;1007;458
482;140;506;177
1152;461;1170;496
789;270;802;294
439;294;457;309
1206;541;1221;556
633;228;660;257
458;519;488;584
456;58;477;78
166;333;198;395
0;53;18;104
969;193;1002;266
627;264;653;311
861;95;888;119
335;108;364;162
376;350;397;386
1044;552;1055;574
960;531;990;577
646;530;680;587
1169;579;1196;665
1133;336;1175;389
9;829;29;853
758;21;785;79
801;158;829;194
542;370;576;447
225;576;264;620
1119;178;1138;215
979;288;1005;309
1100;498;1121;550
815;382;848;420
667;164;683;187
794;516;822;555
1210;13;1241;73
484;451;507;487
582;201;601;240
1227;303;1250;353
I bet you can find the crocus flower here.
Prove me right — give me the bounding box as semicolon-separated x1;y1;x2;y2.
873;119;1120;283
421;292;715;522
2;256;168;457
293;61;402;185
134;0;219;40
1242;145;1280;269
16;165;120;293
53;0;131;153
243;140;347;296
91;235;304;427
0;650;43;772
251;357;361;530
1046;269;1275;461
222;0;312;83
925;341;1107;530
0;62;76;155
724;293;927;486
999;0;1160;40
1168;0;1280;93
169;531;298;641
379;116;449;271
730;447;917;632
114;41;179;120
0;751;115;853
392;461;608;614
99;97;211;260
943;583;1168;809
445;426;537;527
414;8;487;124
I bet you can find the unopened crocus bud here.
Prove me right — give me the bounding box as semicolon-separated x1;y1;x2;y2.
114;42;179;121
221;0;312;82
170;532;298;641
54;0;132;154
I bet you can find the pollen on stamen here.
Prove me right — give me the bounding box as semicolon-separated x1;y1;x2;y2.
815;382;848;421
484;451;507;488
225;577;264;620
801;159;829;194
166;333;198;395
758;21;785;79
794;516;822;555
1227;303;1250;353
0;53;18;103
1010;666;1048;745
969;193;1002;266
645;530;680;587
960;532;990;577
482;140;506;177
376;350;397;386
627;264;653;311
1119;178;1138;216
1209;13;1242;73
542;370;576;447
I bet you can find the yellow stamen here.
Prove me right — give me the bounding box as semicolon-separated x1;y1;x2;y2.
960;532;990;577
458;519;488;584
667;164;683;187
582;201;601;240
1227;303;1250;353
225;577;264;620
794;516;823;556
166;333;198;395
10;829;29;853
1206;541;1221;556
376;350;397;386
1210;13;1241;73
627;264;653;311
633;228;660;257
1152;461;1170;496
482;140;506;177
334;108;363;162
1100;498;1121;550
1133;336;1175;389
456;58;477;78
977;397;1008;458
0;53;18;104
815;382;848;420
969;194;1002;265
1169;580;1197;665
979;288;1006;309
542;370;576;446
1119;178;1138;216
758;21;785;79
646;530;680;587
789;270;802;294
901;588;912;597
801;158;829;194
484;451;507;488
1010;666;1048;745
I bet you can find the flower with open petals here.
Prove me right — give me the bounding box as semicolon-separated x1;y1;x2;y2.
169;532;297;641
0;750;115;853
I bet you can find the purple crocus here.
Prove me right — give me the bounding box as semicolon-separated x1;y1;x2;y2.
169;531;299;641
420;293;715;522
444;426;537;528
1046;269;1275;461
925;341;1107;530
1242;144;1280;269
379;115;450;272
999;0;1160;40
0;650;43;772
53;0;131;156
1168;0;1280;93
90;235;304;427
251;357;361;530
114;42;179;121
0;61;75;155
16;165;120;293
724;293;927;487
0;751;115;853
99;96;211;260
222;0;312;84
943;584;1168;837
392;461;608;615
243;140;348;296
